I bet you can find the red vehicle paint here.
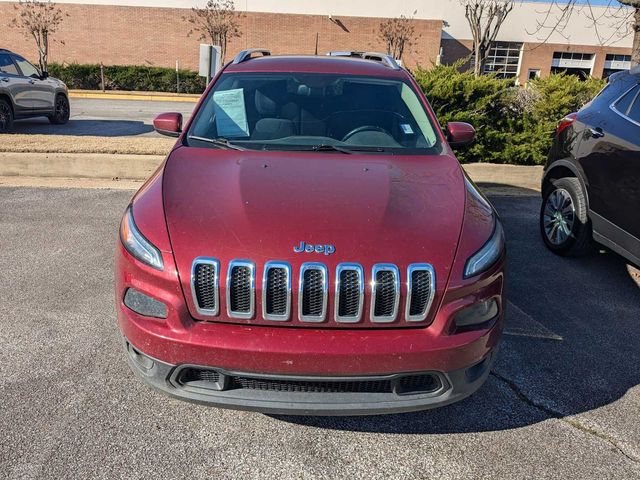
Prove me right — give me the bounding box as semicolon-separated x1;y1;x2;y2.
117;52;506;415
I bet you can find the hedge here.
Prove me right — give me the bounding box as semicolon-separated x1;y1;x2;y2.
414;63;606;165
47;63;207;94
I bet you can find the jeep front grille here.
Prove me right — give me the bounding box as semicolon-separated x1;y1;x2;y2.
262;262;291;321
189;259;435;326
335;264;364;323
371;264;400;322
406;264;436;322
191;258;220;316
226;260;255;319
299;263;328;322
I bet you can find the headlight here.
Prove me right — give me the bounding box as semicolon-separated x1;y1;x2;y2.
120;206;164;270
464;218;505;278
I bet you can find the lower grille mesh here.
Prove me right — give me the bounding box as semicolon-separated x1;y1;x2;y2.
194;263;217;311
409;270;432;316
338;269;361;317
229;376;393;393
229;266;251;313
265;267;288;316
302;269;324;317
374;270;397;317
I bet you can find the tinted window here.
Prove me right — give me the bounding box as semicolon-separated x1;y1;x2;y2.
188;72;442;155
0;54;19;76
14;56;40;78
613;84;640;115
627;96;640;123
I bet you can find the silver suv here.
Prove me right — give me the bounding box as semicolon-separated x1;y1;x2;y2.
0;49;70;133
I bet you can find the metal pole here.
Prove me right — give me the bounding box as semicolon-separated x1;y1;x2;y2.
176;60;180;94
100;62;105;92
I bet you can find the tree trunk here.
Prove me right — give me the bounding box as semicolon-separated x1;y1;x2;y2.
633;8;640;67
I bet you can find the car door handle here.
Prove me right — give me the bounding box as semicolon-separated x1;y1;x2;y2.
0;77;9;82
589;128;605;139
28;79;36;84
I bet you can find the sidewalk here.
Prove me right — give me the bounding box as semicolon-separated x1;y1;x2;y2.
69;89;201;103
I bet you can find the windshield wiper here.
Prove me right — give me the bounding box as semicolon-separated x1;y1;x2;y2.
312;144;354;154
187;135;246;151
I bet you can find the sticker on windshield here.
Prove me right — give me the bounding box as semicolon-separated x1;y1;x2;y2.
213;88;250;137
400;124;414;135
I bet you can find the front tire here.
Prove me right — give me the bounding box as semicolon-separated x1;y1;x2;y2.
0;99;14;133
540;177;593;257
48;94;70;125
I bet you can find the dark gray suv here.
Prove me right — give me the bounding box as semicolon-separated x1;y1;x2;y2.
0;49;70;133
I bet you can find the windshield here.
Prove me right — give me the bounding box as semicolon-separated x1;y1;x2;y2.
187;72;443;154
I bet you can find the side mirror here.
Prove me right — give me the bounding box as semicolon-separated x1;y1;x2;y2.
446;122;476;149
153;112;183;137
40;71;49;80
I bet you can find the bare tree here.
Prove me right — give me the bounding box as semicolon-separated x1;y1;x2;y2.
461;0;515;76
184;0;242;63
11;0;66;73
533;1;640;67
379;14;418;60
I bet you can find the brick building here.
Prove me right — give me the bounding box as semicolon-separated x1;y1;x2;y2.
0;0;634;83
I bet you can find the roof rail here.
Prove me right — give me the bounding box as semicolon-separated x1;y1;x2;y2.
327;50;401;70
232;49;271;65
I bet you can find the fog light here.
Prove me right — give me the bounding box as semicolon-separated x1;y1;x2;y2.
454;298;498;328
124;288;168;319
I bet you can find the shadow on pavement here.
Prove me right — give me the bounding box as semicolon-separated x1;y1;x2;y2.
12;118;155;137
273;195;640;435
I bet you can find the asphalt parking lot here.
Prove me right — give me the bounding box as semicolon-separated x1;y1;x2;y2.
10;98;196;137
0;187;639;479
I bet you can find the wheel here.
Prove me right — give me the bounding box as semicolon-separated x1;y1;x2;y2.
48;94;70;125
540;177;593;257
0;98;13;133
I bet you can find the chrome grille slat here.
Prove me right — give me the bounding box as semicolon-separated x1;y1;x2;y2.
370;264;400;323
406;264;436;322
226;260;255;319
262;261;291;321
335;263;364;323
298;263;328;322
191;258;220;316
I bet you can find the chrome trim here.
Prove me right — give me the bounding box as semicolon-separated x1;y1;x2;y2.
190;257;220;316
334;263;364;323
232;49;271;64
370;264;400;323
609;83;640;128
298;263;328;323
226;260;256;319
262;261;292;321
405;264;436;322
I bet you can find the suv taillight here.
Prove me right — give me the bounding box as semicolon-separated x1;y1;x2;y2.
556;112;578;136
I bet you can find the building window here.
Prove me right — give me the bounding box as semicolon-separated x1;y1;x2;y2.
603;54;632;79
527;69;541;81
551;51;595;79
483;42;523;79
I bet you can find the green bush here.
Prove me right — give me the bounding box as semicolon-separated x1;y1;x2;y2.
414;63;606;165
48;63;206;94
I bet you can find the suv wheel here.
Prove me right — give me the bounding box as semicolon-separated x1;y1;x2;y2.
540;177;593;256
0;99;13;133
48;95;70;125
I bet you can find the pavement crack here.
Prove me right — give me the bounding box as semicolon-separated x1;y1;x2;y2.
490;371;639;464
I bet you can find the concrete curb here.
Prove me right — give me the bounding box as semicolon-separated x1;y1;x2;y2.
0;152;164;180
69;90;200;103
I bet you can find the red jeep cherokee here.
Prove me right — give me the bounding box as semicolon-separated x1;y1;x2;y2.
116;50;506;415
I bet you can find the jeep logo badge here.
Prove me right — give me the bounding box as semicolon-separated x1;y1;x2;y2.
294;241;336;256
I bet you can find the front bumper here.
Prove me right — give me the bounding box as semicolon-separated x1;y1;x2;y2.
125;340;496;415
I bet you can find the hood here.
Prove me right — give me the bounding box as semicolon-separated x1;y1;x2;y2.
163;146;466;322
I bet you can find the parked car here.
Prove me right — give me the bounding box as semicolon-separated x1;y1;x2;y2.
541;66;640;267
116;50;506;415
0;48;70;133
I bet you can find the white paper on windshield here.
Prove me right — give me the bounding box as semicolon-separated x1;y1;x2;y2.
213;88;249;137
